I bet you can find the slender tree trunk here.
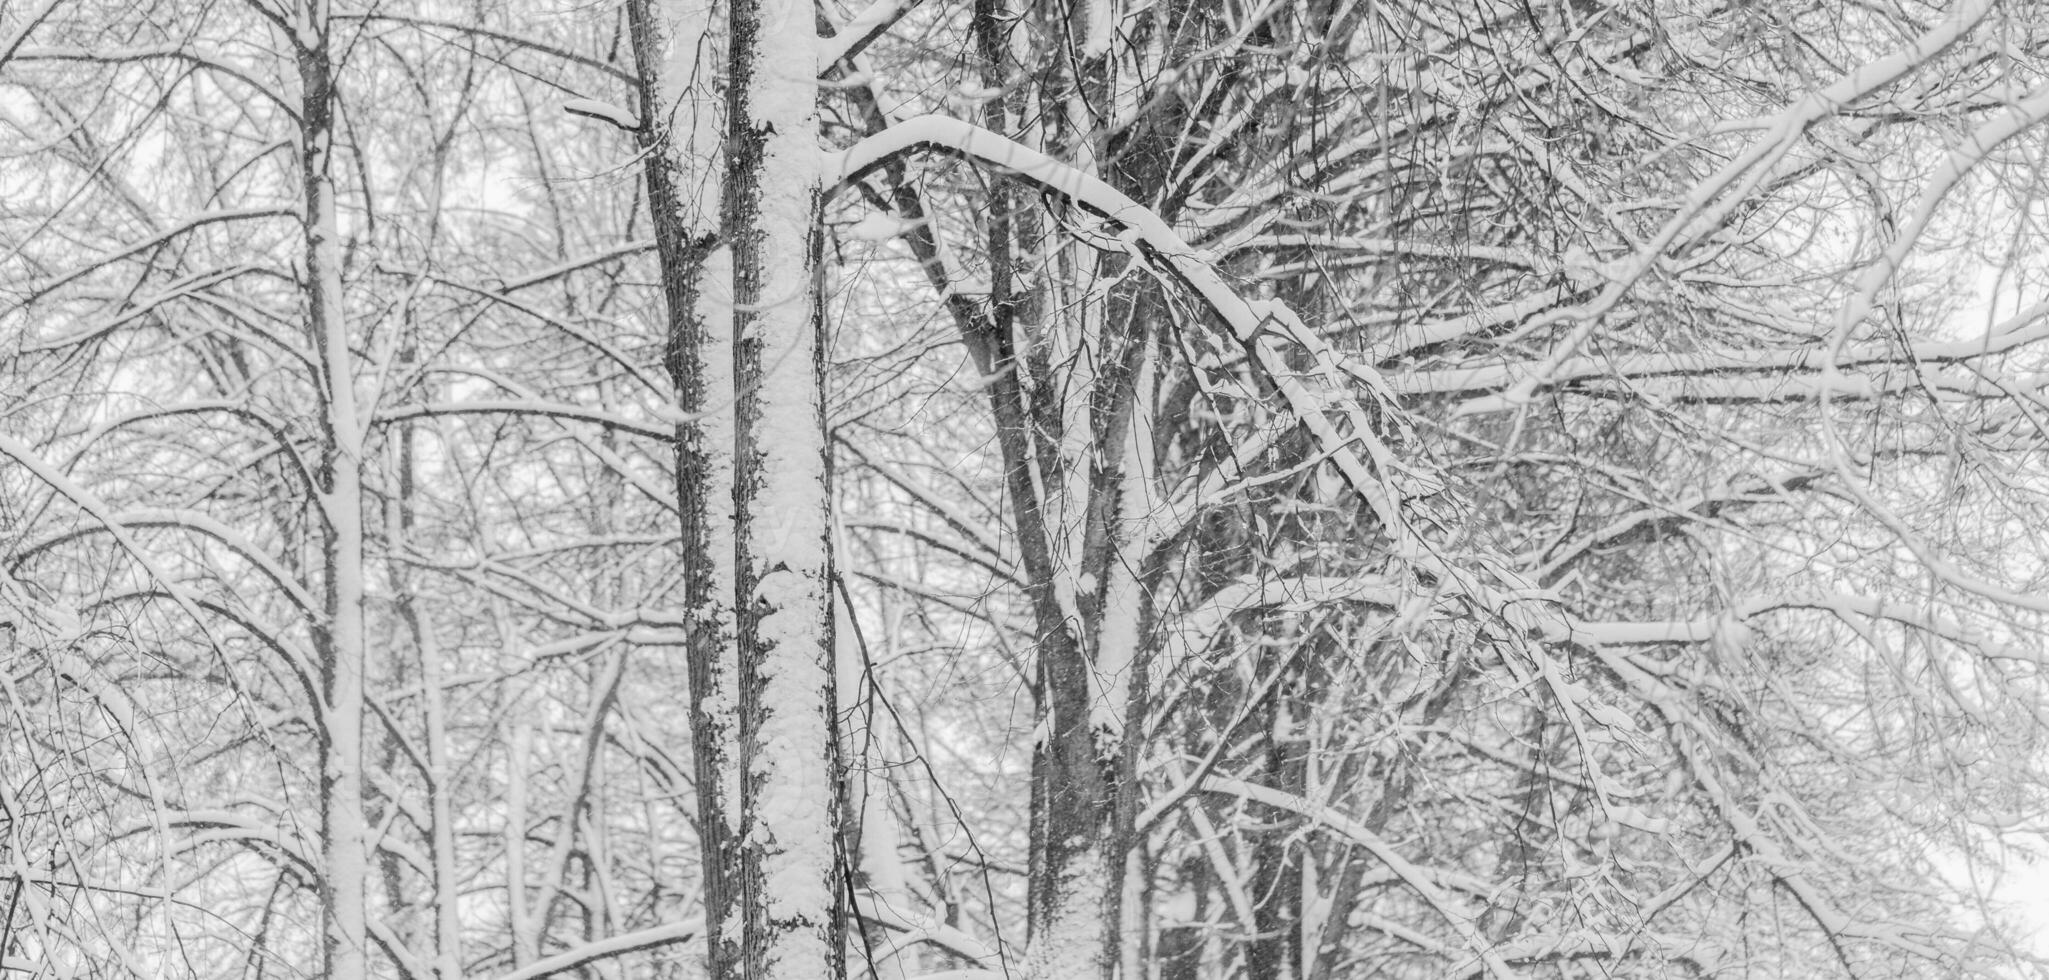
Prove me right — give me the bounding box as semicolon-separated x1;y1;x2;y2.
417;592;464;979
725;0;844;975
628;2;746;976
393;415;464;980
506;722;533;965
1244;677;1305;980
295;2;368;973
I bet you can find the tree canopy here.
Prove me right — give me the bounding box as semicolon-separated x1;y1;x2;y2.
4;1;2049;978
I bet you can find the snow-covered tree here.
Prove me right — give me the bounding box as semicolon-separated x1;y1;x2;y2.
6;1;2049;979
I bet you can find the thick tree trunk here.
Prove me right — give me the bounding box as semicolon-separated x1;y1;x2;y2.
295;2;368;974
725;0;844;976
627;2;745;976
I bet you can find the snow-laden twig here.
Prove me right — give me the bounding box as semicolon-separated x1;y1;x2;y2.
1816;83;2049;616
1457;0;1999;417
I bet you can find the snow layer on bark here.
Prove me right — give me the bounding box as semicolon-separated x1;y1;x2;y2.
302;30;372;974
733;0;838;976
1022;855;1111;980
1092;344;1155;732
696;239;744;844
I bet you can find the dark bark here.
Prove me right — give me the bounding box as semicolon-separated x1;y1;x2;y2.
625;3;743;977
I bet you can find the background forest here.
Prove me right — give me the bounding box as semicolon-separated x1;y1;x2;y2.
5;0;2049;978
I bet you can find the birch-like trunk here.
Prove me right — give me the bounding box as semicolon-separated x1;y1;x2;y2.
295;1;368;973
726;0;843;975
627;2;745;976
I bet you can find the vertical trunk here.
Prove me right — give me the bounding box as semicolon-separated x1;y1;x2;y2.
1481;711;1553;944
507;723;533;964
418;597;463;979
1103;320;1158;980
1158;927;1202;980
1243;700;1305;980
973;0;1122;973
295;2;367;973
392;419;464;980
726;0;843;976
627;2;744;976
1023;581;1113;980
1159;856;1209;980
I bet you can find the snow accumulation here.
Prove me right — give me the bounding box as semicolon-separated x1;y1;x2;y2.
844;211;919;242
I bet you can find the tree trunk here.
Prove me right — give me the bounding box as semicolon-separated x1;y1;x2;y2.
295;1;368;973
627;1;745;976
725;0;844;976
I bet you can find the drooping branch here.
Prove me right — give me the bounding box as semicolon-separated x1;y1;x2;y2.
829;115;1418;538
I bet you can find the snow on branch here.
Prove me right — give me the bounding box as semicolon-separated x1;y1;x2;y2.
561;98;639;131
815;0;923;70
488;918;701;980
1398;303;2049;399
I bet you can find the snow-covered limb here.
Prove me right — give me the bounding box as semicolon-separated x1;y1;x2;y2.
1397;302;2049;399
1157;574;1407;659
497;239;656;291
376;398;678;441
22;205;296;304
562;97;638;130
855;894;1001;964
489;918;702;980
